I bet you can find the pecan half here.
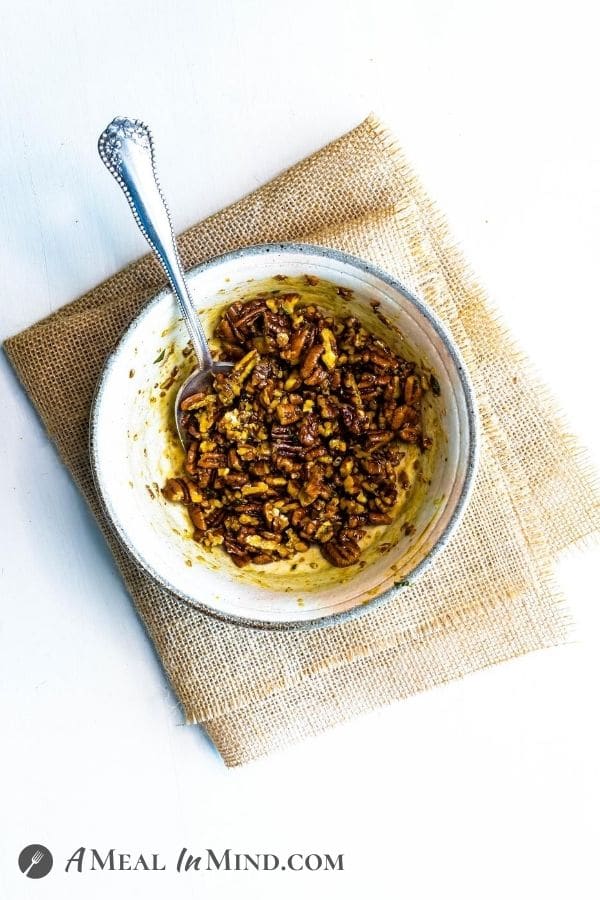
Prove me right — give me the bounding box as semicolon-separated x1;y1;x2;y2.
320;533;361;567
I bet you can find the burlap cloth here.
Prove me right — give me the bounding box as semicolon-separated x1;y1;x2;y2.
5;116;600;765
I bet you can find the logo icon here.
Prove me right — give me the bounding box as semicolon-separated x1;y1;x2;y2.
18;844;53;878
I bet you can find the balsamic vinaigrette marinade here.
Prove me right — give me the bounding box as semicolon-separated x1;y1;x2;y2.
162;277;438;569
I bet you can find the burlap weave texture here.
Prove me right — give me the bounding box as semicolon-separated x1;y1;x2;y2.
5;116;599;765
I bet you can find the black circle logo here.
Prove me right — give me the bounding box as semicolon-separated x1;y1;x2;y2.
18;845;53;878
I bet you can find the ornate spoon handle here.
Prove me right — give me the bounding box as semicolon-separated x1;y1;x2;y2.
97;117;213;371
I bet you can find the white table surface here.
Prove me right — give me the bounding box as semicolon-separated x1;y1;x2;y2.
1;1;599;898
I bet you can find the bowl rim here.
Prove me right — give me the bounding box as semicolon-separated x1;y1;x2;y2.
90;241;479;631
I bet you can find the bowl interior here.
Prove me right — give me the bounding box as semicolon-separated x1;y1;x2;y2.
91;244;477;628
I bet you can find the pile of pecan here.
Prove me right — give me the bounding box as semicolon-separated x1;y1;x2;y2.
163;285;435;568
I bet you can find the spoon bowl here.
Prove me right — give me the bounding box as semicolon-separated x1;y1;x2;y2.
175;361;234;447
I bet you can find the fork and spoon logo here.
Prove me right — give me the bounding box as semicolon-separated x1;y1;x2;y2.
18;844;53;878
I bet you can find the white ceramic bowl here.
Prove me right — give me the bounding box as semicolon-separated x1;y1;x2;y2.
90;244;478;629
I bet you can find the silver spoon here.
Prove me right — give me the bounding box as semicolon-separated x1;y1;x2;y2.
97;116;232;446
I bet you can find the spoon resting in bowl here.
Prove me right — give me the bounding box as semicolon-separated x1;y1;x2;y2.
97;116;232;447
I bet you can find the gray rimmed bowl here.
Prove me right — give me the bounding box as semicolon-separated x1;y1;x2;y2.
90;243;478;629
